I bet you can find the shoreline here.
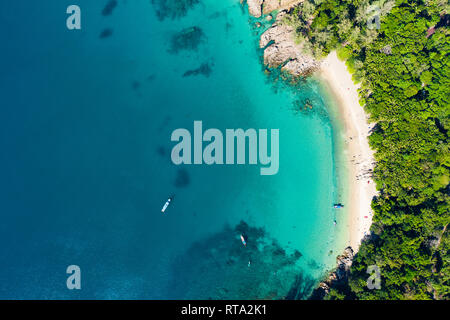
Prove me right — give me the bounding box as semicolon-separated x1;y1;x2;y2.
243;1;377;252
316;51;377;251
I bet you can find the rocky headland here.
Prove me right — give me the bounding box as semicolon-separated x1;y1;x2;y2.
244;0;303;18
243;0;319;77
309;247;354;299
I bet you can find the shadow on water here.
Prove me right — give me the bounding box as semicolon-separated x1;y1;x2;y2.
151;0;200;21
167;221;316;299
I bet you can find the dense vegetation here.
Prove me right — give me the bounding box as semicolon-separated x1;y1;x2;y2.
284;0;449;299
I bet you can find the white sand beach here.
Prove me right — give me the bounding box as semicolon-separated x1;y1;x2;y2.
318;51;378;251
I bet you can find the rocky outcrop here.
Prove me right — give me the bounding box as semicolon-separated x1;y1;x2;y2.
262;0;281;14
246;0;264;17
264;0;303;14
335;247;354;280
309;247;354;300
243;0;303;17
259;11;319;77
241;1;318;77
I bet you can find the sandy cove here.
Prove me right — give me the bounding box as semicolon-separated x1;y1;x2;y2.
317;51;377;251
244;1;378;251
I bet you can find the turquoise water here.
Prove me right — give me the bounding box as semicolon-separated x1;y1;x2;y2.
0;0;348;299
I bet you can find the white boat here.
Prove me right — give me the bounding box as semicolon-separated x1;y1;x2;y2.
161;197;172;213
240;234;247;246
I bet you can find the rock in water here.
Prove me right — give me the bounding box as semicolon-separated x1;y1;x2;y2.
247;0;263;17
259;11;319;77
309;246;354;300
335;247;354;280
262;0;280;15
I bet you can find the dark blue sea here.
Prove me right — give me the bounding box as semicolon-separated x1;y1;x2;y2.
0;0;349;299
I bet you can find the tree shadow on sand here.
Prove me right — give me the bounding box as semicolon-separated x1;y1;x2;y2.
167;221;316;299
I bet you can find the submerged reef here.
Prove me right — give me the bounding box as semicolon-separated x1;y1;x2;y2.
174;169;190;188
169;26;205;54
131;81;140;90
99;28;113;39
151;0;200;21
290;95;330;122
285;273;317;299
156;146;166;157
182;63;213;78
168;221;315;299
263;66;329;121
292;98;313;115
102;0;117;16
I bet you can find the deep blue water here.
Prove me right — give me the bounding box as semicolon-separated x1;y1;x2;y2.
0;0;349;299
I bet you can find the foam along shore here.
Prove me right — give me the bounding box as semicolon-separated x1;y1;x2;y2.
316;51;377;251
